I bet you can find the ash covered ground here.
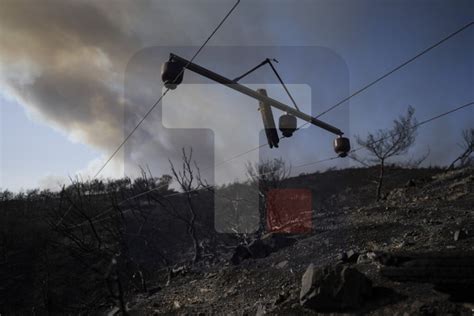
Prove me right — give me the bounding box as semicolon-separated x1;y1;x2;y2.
124;167;474;315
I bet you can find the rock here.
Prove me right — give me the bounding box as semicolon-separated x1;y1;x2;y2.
230;245;251;265
248;239;272;259
336;252;347;262
454;229;469;241
274;291;289;305
172;300;181;309
454;230;461;241
107;307;120;316
337;250;359;263
256;303;266;315
260;233;297;251
276;260;288;269
230;234;297;264
346;250;359;263
357;252;377;264
300;264;372;311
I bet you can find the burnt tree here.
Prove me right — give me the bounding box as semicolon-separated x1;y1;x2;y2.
449;128;474;169
168;148;205;264
356;106;418;200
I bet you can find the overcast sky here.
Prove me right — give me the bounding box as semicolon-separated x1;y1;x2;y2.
0;0;473;192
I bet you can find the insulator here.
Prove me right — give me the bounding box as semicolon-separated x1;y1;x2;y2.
279;114;297;138
334;136;351;157
161;61;184;89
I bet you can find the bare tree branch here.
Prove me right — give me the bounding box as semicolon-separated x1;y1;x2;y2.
355;106;418;200
449;128;474;169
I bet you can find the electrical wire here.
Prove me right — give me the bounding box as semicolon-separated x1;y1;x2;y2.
56;0;241;227
349;101;474;154
92;0;241;179
62;18;473;228
66;99;473;229
76;19;474;226
316;21;473;119
214;20;474;162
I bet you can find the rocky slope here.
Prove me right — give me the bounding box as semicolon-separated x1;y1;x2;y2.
124;167;473;315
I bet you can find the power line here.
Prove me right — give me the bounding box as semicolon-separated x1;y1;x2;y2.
68;101;474;228
415;101;473;127
314;21;473;120
349;101;474;154
92;0;241;179
94;20;473;181
278;101;474;170
66;17;473;227
293;156;339;168
56;0;240;226
68;98;474;229
69;149;334;228
81;56;474;227
213;143;268;170
207;21;474;171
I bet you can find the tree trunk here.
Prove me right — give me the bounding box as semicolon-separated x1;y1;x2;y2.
258;194;267;237
376;159;385;201
186;195;201;263
448;147;471;169
115;270;128;316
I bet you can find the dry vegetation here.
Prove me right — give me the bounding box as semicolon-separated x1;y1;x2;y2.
0;128;473;314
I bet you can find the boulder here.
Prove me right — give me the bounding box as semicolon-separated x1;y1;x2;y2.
454;229;469;241
337;250;359;264
336;252;348;262
230;245;251;265
248;239;272;259
300;264;372;311
346;250;359;263
230;233;297;264
356;252;378;264
261;233;297;251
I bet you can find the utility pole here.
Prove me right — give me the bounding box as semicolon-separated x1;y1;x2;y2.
161;53;351;156
257;88;280;148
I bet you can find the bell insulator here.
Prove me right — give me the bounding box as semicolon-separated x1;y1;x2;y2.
334;136;351;157
161;61;184;89
279;114;297;137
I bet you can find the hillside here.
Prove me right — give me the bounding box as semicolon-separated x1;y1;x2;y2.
1;166;472;315
125;166;474;315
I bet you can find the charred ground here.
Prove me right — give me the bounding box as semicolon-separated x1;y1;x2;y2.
0;165;473;315
129;166;474;315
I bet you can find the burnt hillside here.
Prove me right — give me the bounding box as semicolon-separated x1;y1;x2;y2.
127;166;473;315
1;166;472;315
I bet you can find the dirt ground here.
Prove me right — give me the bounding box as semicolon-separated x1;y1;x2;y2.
125;167;474;315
